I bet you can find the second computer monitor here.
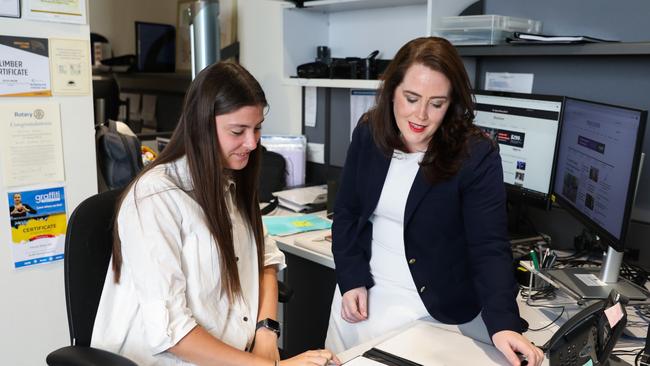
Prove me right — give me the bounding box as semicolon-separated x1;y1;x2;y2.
553;97;647;250
473;90;564;208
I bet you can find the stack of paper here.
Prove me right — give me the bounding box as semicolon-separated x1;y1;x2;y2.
273;184;327;212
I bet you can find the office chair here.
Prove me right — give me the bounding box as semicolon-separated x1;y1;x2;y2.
47;187;292;365
46;189;136;366
259;146;288;203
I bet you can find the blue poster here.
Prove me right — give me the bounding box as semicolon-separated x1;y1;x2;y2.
7;187;67;268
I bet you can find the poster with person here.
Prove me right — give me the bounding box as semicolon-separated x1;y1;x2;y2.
7;187;67;268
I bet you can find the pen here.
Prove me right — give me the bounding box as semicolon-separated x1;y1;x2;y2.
541;248;551;268
529;250;540;271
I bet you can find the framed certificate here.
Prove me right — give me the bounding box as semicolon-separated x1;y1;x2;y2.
0;0;21;18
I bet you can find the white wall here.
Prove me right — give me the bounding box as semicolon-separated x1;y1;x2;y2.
0;9;97;366
240;0;302;135
89;0;178;56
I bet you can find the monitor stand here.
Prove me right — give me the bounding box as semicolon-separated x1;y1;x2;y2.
547;247;647;301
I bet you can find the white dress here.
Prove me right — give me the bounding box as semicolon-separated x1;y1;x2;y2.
325;151;491;354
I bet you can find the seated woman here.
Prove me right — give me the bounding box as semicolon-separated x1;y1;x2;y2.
91;61;338;366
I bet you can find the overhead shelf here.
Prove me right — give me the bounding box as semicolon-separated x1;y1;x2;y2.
457;42;650;57
295;0;426;12
283;77;380;89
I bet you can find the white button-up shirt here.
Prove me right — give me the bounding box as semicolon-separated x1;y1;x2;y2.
91;156;286;366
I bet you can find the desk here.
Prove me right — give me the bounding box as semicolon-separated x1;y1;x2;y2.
270;211;335;357
272;227;644;364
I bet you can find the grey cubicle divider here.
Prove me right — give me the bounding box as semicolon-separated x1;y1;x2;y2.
483;0;650;222
302;87;354;168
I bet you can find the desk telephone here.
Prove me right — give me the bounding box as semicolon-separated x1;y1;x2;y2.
544;290;628;366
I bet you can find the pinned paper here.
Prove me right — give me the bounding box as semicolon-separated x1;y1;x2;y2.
604;302;624;328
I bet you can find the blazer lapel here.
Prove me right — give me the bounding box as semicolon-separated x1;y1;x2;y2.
404;168;432;225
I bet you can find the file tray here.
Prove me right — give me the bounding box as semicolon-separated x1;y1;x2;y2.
433;15;542;45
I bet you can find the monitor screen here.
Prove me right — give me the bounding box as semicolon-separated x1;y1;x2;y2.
473;90;564;207
135;21;175;72
553;97;646;248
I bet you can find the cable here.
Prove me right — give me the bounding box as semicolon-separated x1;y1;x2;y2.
519;286;565;331
526;303;565;332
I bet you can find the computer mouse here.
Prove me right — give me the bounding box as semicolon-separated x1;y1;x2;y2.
520;317;529;333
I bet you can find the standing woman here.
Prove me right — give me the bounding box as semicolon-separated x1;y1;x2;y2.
325;37;543;366
91;62;338;366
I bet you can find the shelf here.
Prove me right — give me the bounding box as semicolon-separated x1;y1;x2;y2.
456;42;650;57
296;0;426;13
284;77;380;89
113;72;192;94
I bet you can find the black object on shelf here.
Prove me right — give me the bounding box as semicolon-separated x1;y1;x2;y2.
296;50;390;80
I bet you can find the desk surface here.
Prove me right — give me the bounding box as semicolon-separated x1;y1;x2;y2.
268;209;645;364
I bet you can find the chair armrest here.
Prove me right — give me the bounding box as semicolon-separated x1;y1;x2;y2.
47;346;137;366
278;280;294;303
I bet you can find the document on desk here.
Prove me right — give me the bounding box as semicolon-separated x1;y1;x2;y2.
371;321;506;365
294;230;332;257
344;356;385;365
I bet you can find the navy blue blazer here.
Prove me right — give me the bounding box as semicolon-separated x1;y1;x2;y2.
332;122;521;337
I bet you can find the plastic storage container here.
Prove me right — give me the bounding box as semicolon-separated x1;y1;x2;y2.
432;15;542;45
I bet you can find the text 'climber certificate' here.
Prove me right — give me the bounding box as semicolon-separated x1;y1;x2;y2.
7;187;67;268
0;103;65;187
0;35;51;96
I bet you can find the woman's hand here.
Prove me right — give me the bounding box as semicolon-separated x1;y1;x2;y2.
251;328;280;362
492;330;544;366
280;349;341;366
341;287;368;323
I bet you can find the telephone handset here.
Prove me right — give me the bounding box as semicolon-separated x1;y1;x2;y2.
544;290;628;366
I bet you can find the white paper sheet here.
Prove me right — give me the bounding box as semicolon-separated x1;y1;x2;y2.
307;142;324;164
343;356;385;365
485;72;534;94
49;38;91;95
0;103;65;186
350;89;376;139
375;321;506;365
0;35;51;97
0;0;20;17
24;0;87;24
305;86;317;127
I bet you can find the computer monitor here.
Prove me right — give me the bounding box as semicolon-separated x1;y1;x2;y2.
473;90;564;209
548;97;647;300
135;21;175;72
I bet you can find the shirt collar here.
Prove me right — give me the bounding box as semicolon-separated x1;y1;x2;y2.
171;156;237;194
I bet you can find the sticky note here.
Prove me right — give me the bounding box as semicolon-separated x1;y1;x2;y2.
292;220;314;228
604;302;624;328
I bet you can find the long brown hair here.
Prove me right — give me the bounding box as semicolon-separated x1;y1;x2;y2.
112;61;267;302
370;36;485;183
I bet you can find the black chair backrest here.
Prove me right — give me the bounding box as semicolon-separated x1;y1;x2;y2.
259;147;287;202
64;189;123;346
96;120;143;191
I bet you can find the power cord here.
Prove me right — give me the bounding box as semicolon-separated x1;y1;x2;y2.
519;286;565;332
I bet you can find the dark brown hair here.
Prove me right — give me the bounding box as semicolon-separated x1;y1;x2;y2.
112;61;267;302
369;36;485;183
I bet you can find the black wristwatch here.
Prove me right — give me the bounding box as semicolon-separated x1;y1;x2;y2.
255;318;281;338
